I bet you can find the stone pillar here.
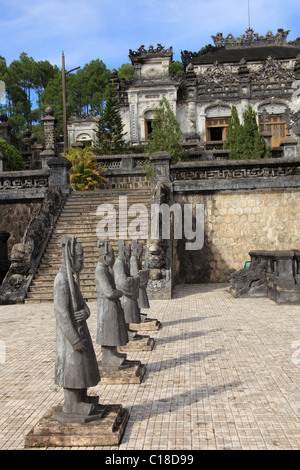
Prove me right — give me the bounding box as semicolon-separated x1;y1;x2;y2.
31;142;43;169
261;130;272;149
280;134;298;158
150;151;171;185
48;155;72;195
184;64;199;142
40;106;56;168
146;151;173;300
0;152;5;172
0;231;10;284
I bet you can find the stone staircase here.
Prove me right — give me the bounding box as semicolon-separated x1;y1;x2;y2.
25;189;152;303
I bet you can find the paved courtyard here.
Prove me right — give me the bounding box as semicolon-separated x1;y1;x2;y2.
0;283;299;450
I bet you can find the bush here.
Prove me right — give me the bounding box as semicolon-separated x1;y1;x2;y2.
224;106;271;159
0;139;25;171
65;146;107;191
145;96;184;163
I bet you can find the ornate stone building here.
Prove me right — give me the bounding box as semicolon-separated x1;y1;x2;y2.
68;29;300;152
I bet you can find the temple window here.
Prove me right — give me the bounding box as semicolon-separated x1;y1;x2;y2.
145;119;154;140
259;114;288;147
206;118;230;141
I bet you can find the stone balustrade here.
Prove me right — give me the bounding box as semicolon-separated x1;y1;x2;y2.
0;155;72;200
171;157;300;191
97;154;151;190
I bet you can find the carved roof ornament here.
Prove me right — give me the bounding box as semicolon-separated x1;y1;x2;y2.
252;56;294;83
181;44;219;63
199;62;239;85
211;28;291;48
129;44;173;62
69;109;98;122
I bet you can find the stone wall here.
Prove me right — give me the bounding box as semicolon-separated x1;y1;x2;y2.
173;188;300;283
0;200;42;258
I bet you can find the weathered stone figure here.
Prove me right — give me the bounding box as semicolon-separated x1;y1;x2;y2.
53;236;100;419
130;239;150;310
95;240;128;368
113;240;141;325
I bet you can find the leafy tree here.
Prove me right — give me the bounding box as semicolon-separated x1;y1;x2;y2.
117;63;134;81
224;105;271;159
8;53;36;107
223;106;243;159
0;53;59;135
38;70;64;137
67;59;110;115
64;146;107;190
144;96;184;162
169;61;184;75
0;139;25;171
34;60;59;100
95;82;129;155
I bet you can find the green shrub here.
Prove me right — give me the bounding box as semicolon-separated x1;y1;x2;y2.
0;139;25;171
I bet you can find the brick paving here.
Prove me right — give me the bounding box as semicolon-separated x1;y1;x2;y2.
0;283;299;450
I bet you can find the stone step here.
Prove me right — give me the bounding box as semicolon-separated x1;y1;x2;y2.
52;220;149;232
46;237;147;246
26;188;151;303
25;293;97;302
30;277;96;288
63;197;151;205
28;282;96;293
33;270;97;279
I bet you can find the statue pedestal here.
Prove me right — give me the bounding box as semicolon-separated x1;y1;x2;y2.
118;335;154;352
24;404;129;448
99;360;146;384
130;318;161;331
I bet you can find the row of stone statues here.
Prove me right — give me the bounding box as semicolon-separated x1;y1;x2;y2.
53;236;150;422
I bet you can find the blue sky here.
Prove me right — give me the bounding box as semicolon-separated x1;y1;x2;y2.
1;0;300;71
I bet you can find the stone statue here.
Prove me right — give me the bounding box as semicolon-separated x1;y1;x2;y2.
130;240;150;311
228;257;268;298
113;240;141;326
95;240;128;369
53;236;100;420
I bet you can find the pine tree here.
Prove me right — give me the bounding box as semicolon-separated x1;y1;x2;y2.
223;105;243;159
144;96;184;162
95;83;128;155
224;105;271;159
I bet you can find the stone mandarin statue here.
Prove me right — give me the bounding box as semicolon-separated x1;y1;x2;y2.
53;236;100;420
113;240;141;326
95;240;128;369
130;240;150;311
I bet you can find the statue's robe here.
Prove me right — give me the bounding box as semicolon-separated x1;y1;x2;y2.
113;257;141;324
53;270;100;389
130;255;150;309
95;262;128;346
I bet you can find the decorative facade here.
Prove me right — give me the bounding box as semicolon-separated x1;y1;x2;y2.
68;29;300;152
67;109;98;148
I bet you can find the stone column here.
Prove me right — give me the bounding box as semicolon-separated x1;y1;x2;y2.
48;155;72;195
184;64;199;142
147;151;173;300
40;106;56;168
150;151;171;185
280;134;298;158
261;130;272;149
0;152;5;172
